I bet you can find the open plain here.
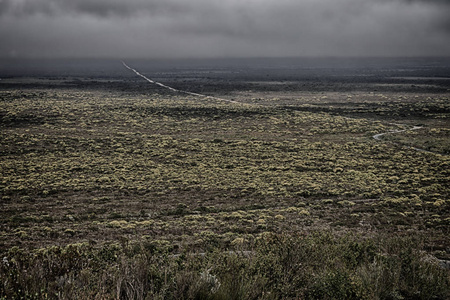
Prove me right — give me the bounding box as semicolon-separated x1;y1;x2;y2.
1;58;449;299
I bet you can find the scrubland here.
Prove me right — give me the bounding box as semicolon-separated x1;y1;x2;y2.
1;78;449;299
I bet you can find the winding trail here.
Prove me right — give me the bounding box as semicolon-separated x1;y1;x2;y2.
373;125;423;141
372;125;439;154
122;61;240;104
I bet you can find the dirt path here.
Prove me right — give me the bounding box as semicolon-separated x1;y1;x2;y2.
122;61;240;104
373;125;423;141
372;125;440;154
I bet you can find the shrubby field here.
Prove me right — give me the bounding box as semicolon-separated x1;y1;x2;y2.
1;62;449;299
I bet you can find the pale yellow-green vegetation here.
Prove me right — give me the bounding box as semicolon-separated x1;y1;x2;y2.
0;88;449;262
1;72;450;299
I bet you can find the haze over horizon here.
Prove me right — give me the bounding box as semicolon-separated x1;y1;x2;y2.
1;0;450;59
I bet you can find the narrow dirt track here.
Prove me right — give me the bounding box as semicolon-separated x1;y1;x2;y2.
122;61;240;104
372;125;442;154
373;125;423;141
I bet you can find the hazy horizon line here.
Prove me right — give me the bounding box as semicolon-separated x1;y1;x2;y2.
2;55;450;61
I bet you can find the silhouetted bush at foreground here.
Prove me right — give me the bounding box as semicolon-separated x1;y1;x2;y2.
1;232;449;300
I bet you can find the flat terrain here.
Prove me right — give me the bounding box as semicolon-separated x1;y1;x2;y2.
1;58;449;299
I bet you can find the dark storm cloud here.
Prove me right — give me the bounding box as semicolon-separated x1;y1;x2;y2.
0;0;449;58
0;0;190;17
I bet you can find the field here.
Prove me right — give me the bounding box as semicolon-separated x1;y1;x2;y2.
1;58;449;299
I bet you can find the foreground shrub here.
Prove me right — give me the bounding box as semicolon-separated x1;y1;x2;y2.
1;233;449;299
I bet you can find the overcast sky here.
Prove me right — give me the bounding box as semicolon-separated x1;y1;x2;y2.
1;0;449;59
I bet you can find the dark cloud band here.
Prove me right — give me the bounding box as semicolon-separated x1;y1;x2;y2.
0;0;190;17
1;0;449;17
0;0;449;58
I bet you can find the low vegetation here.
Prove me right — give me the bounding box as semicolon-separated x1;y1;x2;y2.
1;83;449;299
2;233;449;299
